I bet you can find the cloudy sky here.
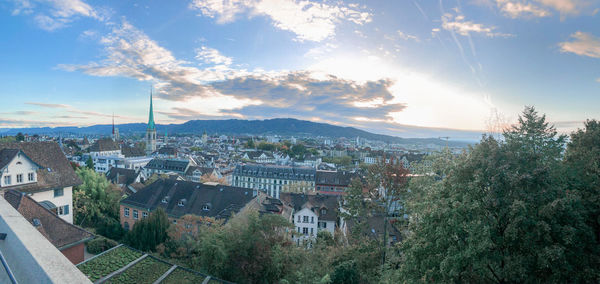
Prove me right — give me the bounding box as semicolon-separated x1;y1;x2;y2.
1;0;599;137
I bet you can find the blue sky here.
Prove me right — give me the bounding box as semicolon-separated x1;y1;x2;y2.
1;0;599;138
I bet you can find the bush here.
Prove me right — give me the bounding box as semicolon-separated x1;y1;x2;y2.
97;218;126;241
87;237;118;254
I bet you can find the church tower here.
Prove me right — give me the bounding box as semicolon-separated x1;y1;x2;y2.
146;90;157;154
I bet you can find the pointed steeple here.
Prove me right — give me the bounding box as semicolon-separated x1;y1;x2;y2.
148;89;156;130
112;112;115;135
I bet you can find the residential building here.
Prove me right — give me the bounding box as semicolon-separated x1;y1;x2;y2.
279;193;340;245
232;164;316;199
119;179;269;230
143;157;195;177
4;190;93;264
184;166;221;183
0;142;81;223
315;170;355;195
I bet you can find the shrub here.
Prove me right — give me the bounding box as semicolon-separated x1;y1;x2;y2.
87;237;118;254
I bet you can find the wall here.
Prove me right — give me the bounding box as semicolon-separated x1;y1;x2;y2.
0;196;91;283
61;243;85;264
30;186;73;224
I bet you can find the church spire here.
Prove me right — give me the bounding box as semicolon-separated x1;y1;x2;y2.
148;88;156;130
112;112;115;135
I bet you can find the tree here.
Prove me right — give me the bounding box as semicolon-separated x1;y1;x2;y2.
73;168;122;237
125;208;170;251
15;132;25;141
85;156;94;169
399;106;595;283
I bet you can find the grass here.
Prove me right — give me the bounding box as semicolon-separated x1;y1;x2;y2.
78;246;143;282
106;257;172;284
161;267;206;284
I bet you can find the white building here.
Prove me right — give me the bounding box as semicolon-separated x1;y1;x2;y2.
280;193;340;245
232;164;316;199
0;142;82;224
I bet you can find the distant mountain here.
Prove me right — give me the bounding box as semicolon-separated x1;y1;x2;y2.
0;118;472;147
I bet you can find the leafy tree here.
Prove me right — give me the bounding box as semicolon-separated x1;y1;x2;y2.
257;142;277;151
15;132;25;141
246;139;255;149
0;136;16;143
73;167;123;240
399;106;595;283
85;156;94;169
125;208;170;251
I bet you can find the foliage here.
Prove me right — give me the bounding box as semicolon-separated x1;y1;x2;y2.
125;208;170;252
0;136;16;143
257;141;277;151
398;106;598;283
322;156;353;166
245;139;255;149
162;268;206;284
77;246;143;282
86;156;94;169
86;236;118;254
15;132;25;141
73;167;122;230
106;257;171;284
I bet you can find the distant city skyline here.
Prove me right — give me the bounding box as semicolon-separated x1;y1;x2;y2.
1;0;599;136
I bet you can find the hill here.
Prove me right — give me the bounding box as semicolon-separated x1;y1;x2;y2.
0;118;471;147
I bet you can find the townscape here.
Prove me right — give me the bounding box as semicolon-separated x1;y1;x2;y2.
2;0;600;283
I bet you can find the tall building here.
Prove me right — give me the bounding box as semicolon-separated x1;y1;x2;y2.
146;91;157;154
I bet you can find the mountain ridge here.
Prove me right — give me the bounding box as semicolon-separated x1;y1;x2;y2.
0;118;471;147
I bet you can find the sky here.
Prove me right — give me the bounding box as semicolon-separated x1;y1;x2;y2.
1;0;599;138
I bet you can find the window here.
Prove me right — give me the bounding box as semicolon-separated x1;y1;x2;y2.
310;228;314;235
54;188;64;197
58;205;69;215
124;222;129;231
321;208;327;215
142;212;148;218
28;172;34;181
297;215;301;222
302;227;308;235
303;216;309;223
311;216;314;224
124;207;130;217
16;174;22;183
4;175;11;185
133;210;138;219
202;204;210;211
323;222;327;228
297;227;301;233
172;219;177;224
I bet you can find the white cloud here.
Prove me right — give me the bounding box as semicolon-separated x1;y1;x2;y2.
11;0;104;31
559;31;600;58
494;0;592;18
195;46;233;66
496;0;551;18
189;0;372;42
397;30;419;41
441;13;512;37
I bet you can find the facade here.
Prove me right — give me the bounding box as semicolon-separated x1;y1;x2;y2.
232;164;316;199
315;170;355;195
88;138;123;173
146;92;157;154
119;179;265;230
0;142;81;224
184;166;221;183
279;193;340;245
143;157;195;177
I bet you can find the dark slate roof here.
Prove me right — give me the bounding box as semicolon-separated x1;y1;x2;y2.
245;151;274;159
315;171;355;186
121;179;256;220
89;138;120;152
121;145;146;158
279;192;340;221
145;158;190;173
234;164;315;181
157;146;177;156
0;142;82;193
346;215;402;243
184;166;217;176
0;148;19;169
106;168;138;185
4;190;93;249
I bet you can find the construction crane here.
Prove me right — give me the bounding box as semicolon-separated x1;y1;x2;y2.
439;136;450;148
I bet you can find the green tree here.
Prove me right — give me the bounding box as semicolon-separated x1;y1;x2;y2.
85;156;94;169
399;106;594;283
73;168;122;235
246;139;256;149
125;208;170;251
15;132;25;141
